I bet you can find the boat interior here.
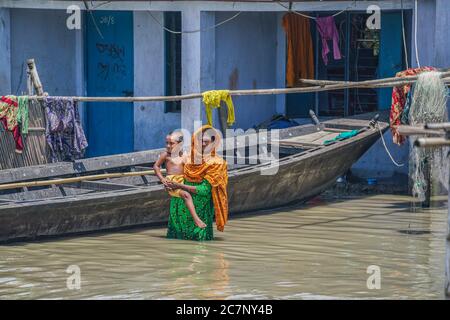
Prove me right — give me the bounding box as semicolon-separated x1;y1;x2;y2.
0;121;372;204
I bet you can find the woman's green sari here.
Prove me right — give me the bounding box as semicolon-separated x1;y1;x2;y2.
166;179;214;241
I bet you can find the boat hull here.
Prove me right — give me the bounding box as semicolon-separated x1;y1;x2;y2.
0;121;385;243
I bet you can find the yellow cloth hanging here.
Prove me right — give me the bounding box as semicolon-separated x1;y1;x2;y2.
202;90;235;127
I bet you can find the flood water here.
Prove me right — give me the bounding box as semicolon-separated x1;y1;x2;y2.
0;194;447;300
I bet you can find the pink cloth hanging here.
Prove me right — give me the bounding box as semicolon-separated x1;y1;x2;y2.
316;16;342;65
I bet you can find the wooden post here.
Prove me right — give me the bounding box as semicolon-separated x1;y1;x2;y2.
422;158;431;208
26;58;45;96
397;124;450;296
446;151;450;297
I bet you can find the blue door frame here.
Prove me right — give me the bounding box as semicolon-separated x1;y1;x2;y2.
85;11;134;157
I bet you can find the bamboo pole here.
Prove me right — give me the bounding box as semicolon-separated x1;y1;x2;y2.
425;123;450;131
409;121;450;296
22;72;450;104
397;125;446;137
414;137;450;148
299;71;450;87
26;59;45;96
0;169;166;191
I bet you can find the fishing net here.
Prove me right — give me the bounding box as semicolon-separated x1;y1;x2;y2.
408;71;449;201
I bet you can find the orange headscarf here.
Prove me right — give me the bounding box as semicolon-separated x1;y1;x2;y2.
184;125;229;232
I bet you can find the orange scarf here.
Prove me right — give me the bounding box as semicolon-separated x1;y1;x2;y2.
184;125;229;232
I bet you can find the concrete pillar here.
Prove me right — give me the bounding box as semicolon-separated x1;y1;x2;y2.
0;8;11;94
75;13;86;128
437;1;450;295
411;0;436;68
413;0;450;69
181;9;216;134
434;0;450;68
200;11;215;126
275;12;286;115
181;8;202;134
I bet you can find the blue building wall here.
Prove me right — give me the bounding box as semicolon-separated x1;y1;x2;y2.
10;9;83;97
214;12;278;130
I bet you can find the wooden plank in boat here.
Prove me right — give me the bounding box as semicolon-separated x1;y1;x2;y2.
0;149;165;185
281;131;341;145
324;118;373;130
277;124;325;140
67;180;140;191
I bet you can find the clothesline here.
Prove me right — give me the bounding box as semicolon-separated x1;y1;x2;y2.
22;71;450;103
147;11;242;34
275;0;357;20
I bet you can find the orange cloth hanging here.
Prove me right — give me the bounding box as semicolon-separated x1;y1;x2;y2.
282;12;315;87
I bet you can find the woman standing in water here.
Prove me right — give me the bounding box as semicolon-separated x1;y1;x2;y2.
165;125;228;241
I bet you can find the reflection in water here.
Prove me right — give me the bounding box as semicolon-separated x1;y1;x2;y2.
161;244;231;299
0;194;447;299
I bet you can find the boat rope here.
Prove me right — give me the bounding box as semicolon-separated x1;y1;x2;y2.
414;0;421;68
376;123;405;167
83;0;104;39
401;0;409;69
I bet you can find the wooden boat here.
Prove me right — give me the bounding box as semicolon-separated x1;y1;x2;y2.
0;115;388;243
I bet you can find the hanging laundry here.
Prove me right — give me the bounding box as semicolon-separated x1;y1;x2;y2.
315;16;342;65
45;97;88;162
17;96;29;134
389;66;436;145
282;13;314;87
202;90;235;127
400;86;414;125
0;95;24;153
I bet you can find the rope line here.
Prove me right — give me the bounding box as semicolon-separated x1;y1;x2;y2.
147;11;242;34
414;0;421;67
401;0;409;69
377;123;405;167
275;0;357;20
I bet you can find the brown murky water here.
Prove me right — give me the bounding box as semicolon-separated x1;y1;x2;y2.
0;194;447;299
